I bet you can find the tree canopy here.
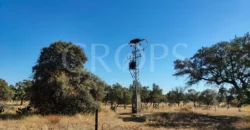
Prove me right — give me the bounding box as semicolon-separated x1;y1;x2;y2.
30;41;101;115
173;33;250;104
0;79;13;101
15;80;33;105
199;89;218;106
186;89;200;107
150;83;163;104
166;87;185;106
140;86;151;103
104;83;132;109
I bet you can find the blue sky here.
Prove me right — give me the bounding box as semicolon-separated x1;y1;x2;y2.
1;0;250;93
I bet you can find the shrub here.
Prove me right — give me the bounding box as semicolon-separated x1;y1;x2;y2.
16;106;32;116
31;86;100;115
110;106;116;111
0;106;4;113
153;104;159;109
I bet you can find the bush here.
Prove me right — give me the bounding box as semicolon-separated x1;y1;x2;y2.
153;104;159;109
31;85;100;115
110;106;116;111
16;106;32;116
0;106;4;114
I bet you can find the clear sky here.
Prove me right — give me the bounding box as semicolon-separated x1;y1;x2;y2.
1;0;250;93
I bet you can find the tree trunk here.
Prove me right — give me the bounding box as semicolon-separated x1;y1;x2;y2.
124;104;127;109
20;99;23;105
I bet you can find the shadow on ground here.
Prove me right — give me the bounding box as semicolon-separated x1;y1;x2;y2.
120;112;242;130
0;113;21;120
120;113;147;122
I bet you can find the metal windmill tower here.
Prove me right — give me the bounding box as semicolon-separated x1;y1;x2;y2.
128;38;148;113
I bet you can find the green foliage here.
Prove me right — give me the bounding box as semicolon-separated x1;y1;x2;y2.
16;106;32;116
111;83;124;105
153;103;159;109
225;87;236;108
186;89;200;107
217;86;227;103
166;87;185;106
32;41;88;80
121;88;132;106
199;89;217;106
30;41;100;115
82;72;107;101
0;106;4;114
103;85;113;104
150;83;163;104
0;78;13;101
15;80;33;105
110;106;116;111
9;85;16;101
140;86;151;103
113;83;132;106
173;33;250;105
104;83;132;109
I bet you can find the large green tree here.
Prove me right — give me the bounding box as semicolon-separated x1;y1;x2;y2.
14;80;33;105
150;83;163;105
119;87;132;109
166;87;185;106
140;86;151;104
9;85;16;102
186;89;200;107
199;89;217;106
104;83;132;109
30;41;100;115
103;85;114;107
0;79;12;101
217;86;227;104
173;33;250;105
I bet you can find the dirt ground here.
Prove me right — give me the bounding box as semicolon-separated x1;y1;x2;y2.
0;102;250;130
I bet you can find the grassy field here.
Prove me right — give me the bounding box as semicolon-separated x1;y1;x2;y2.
0;102;250;130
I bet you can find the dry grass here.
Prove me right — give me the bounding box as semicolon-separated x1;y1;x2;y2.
0;102;250;130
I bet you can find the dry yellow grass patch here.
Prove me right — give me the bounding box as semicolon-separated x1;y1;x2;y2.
0;103;250;130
